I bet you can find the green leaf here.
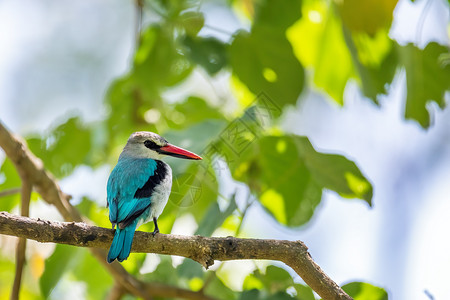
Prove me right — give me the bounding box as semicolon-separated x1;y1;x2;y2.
294;136;373;205
40;244;79;298
294;284;316;300
168;161;218;222
230;30;305;106
179;11;205;36
344;30;398;103
0;159;21;211
203;273;237;300
105;75;159;151
243;266;299;299
230;0;303;106
253;0;302;31
166;96;226;130
342;282;388;300
27;117;92;178
133;25;193;91
177;258;204;280
312;11;355;105
222;134;372;226
336;0;397;36
266;292;297;300
224;135;322;226
72;250;113;300
239;289;260;300
399;42;450;128
195;194;237;236
182;36;228;75
141;256;179;285
259;266;294;293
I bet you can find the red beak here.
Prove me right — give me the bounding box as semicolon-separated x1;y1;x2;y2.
158;144;202;160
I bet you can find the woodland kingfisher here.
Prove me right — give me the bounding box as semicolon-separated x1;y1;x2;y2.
107;131;202;263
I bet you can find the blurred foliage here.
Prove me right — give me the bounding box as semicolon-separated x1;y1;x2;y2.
342;282;389;300
1;0;448;298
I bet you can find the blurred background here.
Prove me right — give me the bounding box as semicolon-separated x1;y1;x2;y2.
0;0;449;299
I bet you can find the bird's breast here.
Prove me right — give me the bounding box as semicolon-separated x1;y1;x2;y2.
147;161;172;219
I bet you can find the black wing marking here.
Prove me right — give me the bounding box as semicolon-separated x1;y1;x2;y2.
117;161;167;229
134;160;167;198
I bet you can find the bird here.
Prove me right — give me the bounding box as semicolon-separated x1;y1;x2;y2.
106;131;202;263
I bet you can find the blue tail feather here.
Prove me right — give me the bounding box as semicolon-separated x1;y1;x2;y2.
107;221;138;263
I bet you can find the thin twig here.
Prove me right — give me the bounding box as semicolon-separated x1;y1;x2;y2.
0;187;21;198
135;0;144;47
10;173;32;300
107;282;127;300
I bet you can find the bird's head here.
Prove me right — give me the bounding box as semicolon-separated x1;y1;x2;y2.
120;131;202;161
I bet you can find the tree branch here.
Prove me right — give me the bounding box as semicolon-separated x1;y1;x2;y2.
0;122;79;221
10;173;32;300
0;187;21;198
0;212;351;300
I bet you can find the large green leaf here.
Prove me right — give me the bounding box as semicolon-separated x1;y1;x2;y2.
165;96;226;130
40;245;79;298
253;0;302;31
243;266;303;299
295;284;316;300
230;30;304;106
336;0;398;36
342;282;388;300
27;117;92;178
257;265;293;293
344;30;398;103
229;0;304;106
289;3;398;105
311;10;355;105
179;11;204;36
222;134;372;226
141;256;179;286
256;136;323;226
182;36;228;75
133;25;193;92
399;42;450;128
294;137;373;205
177;258;204;280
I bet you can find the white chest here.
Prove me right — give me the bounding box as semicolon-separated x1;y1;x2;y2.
149;163;172;219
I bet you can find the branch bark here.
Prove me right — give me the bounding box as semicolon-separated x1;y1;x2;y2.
10;173;32;300
0;212;351;300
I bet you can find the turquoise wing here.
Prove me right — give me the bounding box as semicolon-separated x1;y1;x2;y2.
107;157;158;226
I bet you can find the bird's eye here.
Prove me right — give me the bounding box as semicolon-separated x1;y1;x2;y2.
144;140;159;150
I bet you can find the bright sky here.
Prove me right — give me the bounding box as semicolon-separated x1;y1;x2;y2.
0;0;449;299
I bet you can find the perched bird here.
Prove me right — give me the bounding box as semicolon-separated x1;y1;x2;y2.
107;131;202;263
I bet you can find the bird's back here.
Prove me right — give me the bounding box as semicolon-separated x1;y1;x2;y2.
107;157;171;228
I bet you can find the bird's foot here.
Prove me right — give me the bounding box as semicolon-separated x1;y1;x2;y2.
152;229;159;237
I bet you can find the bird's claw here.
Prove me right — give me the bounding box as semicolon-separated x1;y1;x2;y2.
152;229;159;237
